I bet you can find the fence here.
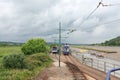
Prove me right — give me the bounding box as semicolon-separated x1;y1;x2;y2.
71;50;120;78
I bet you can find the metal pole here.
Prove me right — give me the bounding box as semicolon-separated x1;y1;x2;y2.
59;22;61;67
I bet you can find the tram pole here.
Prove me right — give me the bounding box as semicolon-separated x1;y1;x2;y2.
58;22;61;67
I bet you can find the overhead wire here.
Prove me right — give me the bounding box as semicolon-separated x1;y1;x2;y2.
111;3;120;6
83;18;120;32
79;0;120;27
102;2;120;6
78;0;103;27
78;0;120;32
49;0;120;43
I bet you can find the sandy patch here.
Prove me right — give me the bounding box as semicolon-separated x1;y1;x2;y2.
53;62;66;67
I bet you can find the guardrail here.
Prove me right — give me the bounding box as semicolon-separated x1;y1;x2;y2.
71;51;120;78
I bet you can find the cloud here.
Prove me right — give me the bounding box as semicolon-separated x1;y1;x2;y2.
92;25;106;36
0;1;14;17
0;0;120;43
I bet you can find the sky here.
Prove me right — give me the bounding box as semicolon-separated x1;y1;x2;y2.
0;0;120;44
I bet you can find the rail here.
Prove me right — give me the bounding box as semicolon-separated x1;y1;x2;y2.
106;68;120;80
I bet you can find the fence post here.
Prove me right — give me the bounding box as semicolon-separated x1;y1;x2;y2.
113;64;115;76
82;55;84;64
91;58;93;67
97;60;99;69
104;62;106;72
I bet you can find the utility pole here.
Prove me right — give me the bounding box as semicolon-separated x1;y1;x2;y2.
52;22;75;67
58;22;61;67
54;39;57;44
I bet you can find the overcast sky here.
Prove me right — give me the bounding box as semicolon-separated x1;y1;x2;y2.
0;0;120;44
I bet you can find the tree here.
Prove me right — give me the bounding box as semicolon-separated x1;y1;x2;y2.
21;38;46;55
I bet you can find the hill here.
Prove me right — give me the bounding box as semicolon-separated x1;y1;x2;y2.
101;36;120;46
0;41;23;46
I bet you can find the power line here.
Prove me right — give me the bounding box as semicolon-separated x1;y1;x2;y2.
79;0;120;27
103;18;120;25
84;18;120;32
101;2;120;6
111;3;120;6
79;0;103;27
98;0;120;6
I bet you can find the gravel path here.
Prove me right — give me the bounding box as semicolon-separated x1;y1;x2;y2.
35;52;119;80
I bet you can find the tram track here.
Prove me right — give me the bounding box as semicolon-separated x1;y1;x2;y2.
63;55;87;80
68;54;119;80
49;50;119;80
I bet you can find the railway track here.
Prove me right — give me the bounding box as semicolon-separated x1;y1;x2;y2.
67;54;119;80
50;53;87;80
62;55;87;80
50;53;119;80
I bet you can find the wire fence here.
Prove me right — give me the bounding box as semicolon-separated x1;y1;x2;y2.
71;50;120;78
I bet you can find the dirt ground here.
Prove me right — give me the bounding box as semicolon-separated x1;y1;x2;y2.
35;54;88;80
83;46;120;61
35;53;119;80
36;63;74;80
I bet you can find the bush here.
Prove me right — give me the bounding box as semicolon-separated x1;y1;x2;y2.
25;53;52;70
28;53;52;63
25;57;42;70
2;54;26;69
49;43;58;48
21;38;47;55
46;46;51;53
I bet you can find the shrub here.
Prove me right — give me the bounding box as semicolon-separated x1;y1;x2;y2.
46;46;51;53
2;54;26;69
49;43;58;48
25;57;42;70
25;53;52;70
28;53;52;63
21;38;47;55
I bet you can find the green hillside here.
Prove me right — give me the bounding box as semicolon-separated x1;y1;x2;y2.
101;36;120;46
0;41;23;46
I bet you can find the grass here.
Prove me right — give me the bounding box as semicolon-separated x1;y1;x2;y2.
0;46;22;57
0;46;52;80
74;46;117;53
0;63;52;80
0;46;22;67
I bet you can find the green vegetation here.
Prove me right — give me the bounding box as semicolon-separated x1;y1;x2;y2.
21;38;46;55
0;42;23;46
75;46;117;53
101;36;120;46
0;38;52;80
46;46;51;53
0;46;22;68
25;53;52;70
0;46;21;59
0;46;52;80
49;43;58;48
2;54;26;69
